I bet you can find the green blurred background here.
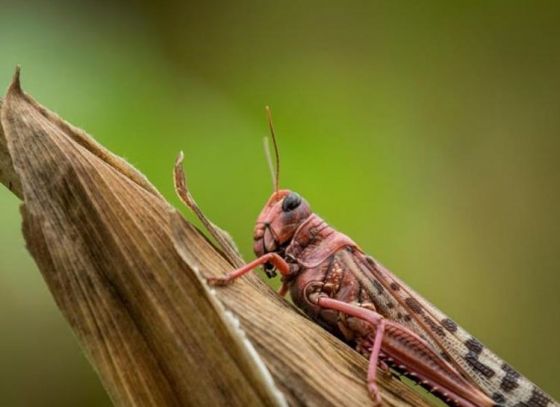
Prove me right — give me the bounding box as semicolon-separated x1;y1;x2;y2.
1;1;559;405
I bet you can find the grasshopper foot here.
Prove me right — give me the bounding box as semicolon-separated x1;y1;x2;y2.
368;381;383;406
379;360;392;379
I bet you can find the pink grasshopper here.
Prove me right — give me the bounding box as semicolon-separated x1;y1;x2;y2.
175;108;557;407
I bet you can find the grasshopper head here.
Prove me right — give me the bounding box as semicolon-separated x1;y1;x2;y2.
253;189;311;260
254;108;311;271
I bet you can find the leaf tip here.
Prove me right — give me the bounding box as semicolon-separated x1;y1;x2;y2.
176;150;185;166
8;65;23;94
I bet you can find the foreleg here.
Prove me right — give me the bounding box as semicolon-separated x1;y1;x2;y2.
207;253;291;294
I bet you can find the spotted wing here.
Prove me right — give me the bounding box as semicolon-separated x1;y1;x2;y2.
344;249;557;407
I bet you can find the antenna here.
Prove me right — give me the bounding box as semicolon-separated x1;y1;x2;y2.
265;105;280;193
263;137;276;192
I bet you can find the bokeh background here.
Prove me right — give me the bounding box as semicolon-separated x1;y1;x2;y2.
1;1;559;405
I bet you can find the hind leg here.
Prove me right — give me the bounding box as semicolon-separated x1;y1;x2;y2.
308;295;386;404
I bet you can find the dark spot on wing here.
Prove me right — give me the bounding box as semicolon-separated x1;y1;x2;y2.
405;297;423;314
386;301;395;309
440;352;453;363
366;257;377;267
465;353;495;378
441;318;458;333
500;363;520;393
515;387;552;407
390;282;400;291
373;279;384;294
403;314;412;322
465;338;483;355
424;316;446;337
492;392;506;405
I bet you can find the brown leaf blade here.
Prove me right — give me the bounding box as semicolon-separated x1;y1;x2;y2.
0;97;22;198
1;69;286;407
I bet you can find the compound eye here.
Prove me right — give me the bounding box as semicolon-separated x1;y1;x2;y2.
282;192;302;212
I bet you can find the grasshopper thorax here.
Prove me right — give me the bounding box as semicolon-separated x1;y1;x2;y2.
253;189;312;260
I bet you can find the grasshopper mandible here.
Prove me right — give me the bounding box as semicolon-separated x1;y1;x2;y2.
175;107;557;407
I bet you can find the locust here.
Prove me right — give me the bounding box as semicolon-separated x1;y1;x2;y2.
174;107;558;407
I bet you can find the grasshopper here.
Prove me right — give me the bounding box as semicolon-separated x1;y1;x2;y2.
175;108;557;407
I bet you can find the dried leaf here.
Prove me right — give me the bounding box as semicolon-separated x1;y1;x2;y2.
1;68;285;407
0;97;22;198
0;68;431;407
